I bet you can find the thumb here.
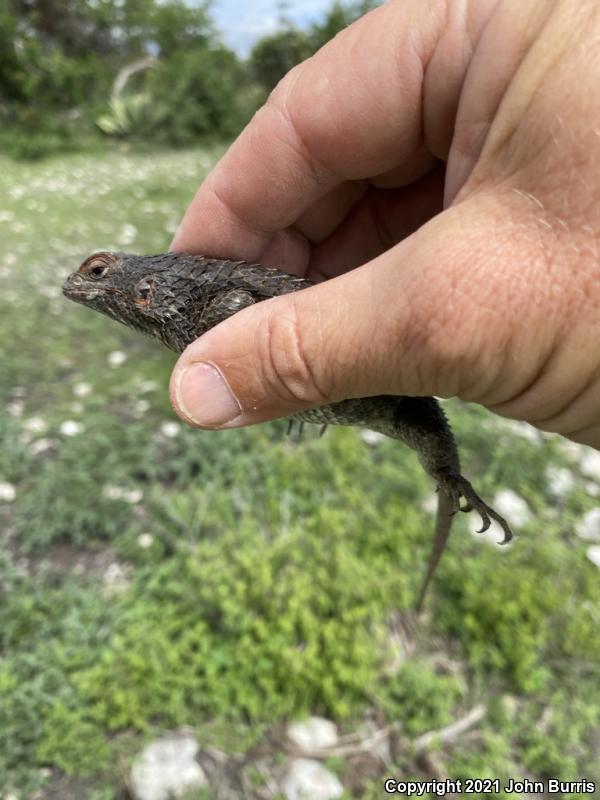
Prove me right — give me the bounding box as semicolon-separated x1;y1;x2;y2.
169;203;523;429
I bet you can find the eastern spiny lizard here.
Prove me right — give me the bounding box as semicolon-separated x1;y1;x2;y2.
63;251;513;610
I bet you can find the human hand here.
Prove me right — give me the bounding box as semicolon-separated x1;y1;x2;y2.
169;0;600;448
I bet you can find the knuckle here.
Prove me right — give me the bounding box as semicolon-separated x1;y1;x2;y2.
265;72;333;189
257;300;329;407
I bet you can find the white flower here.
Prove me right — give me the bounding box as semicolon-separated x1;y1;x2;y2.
22;416;47;434
467;489;531;553
133;399;150;417
103;485;143;504
468;517;514;549
137;533;154;549
102;562;131;596
576;508;600;542
117;223;137;245
7;400;24;417
505;420;542;443
580;449;600;482
73;381;92;397
0;481;16;502
468;490;530;548
421;494;438;515
139;380;159;393
545;465;575;498
107;350;127;367
103;485;123;500
160;421;180;438
29;438;55;456
60;420;83;436
586;546;600;569
560;439;584;459
584;481;600;497
360;429;385;447
493;489;532;527
39;284;61;300
123;488;143;504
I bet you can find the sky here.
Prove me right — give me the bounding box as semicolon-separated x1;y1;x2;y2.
209;0;334;56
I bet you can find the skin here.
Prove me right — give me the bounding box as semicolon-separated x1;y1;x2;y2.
168;0;600;449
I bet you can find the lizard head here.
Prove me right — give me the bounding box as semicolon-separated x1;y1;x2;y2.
63;251;198;351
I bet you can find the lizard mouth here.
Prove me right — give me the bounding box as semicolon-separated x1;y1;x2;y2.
62;273;99;300
63;273;120;301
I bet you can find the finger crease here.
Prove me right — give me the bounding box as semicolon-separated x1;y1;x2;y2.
209;178;274;240
273;94;336;190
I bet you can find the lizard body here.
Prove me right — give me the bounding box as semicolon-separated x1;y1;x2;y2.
63;251;513;611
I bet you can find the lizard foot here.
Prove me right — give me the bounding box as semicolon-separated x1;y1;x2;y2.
435;468;513;544
286;419;305;437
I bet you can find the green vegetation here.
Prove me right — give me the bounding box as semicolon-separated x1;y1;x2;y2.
0;4;598;796
249;0;375;90
0;0;377;159
0;148;599;797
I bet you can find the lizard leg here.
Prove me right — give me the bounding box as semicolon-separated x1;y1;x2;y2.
286;419;305;437
434;467;513;544
385;397;512;543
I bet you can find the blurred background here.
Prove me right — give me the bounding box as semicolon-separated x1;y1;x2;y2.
0;1;599;798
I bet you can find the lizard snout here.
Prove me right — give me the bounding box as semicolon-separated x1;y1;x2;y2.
63;272;83;297
63;272;100;301
63;273;83;292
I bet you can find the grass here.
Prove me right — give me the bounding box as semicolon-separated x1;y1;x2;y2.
0;148;599;798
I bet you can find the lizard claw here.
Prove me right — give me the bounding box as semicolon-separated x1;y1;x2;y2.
286;419;306;438
435;468;513;544
476;516;491;534
497;526;513;546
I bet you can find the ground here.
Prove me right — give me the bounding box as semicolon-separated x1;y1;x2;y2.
0;147;599;799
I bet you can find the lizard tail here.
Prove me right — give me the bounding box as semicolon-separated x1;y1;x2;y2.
414;488;454;614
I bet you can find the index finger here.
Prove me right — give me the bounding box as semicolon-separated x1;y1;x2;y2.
170;0;450;263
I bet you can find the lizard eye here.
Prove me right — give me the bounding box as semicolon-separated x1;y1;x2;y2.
90;263;108;278
79;252;116;280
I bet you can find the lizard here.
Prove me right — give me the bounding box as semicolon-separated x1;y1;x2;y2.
63;251;513;611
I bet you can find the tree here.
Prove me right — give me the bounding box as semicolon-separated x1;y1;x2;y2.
250;0;381;94
249;27;313;93
0;0;237;155
310;0;378;51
